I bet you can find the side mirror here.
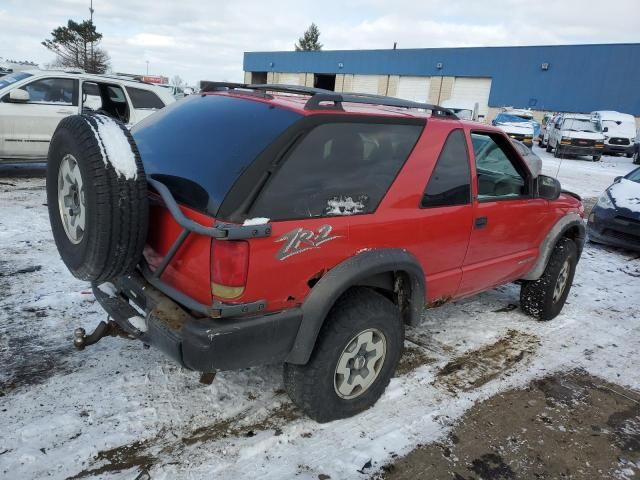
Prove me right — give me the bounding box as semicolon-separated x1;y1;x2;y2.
537;175;561;200
491;120;497;126
9;89;30;103
603;126;609;133
614;176;622;182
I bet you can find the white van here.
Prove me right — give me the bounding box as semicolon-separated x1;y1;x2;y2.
591;111;637;158
546;113;605;161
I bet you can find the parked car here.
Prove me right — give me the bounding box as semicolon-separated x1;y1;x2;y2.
546;113;605;161
46;85;585;422
588;167;640;251
440;99;479;121
539;114;561;148
512;138;542;176
492;112;535;147
633;130;640;165
0;69;175;161
591;111;637;158
537;113;553;147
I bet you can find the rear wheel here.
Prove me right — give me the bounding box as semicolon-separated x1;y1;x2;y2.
46;113;148;283
625;152;633;158
633;151;640;165
592;155;602;162
546;142;552;153
520;238;578;321
283;288;403;422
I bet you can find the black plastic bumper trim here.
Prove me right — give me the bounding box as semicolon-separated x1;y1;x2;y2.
92;274;302;372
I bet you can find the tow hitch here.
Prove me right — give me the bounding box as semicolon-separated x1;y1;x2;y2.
73;320;130;350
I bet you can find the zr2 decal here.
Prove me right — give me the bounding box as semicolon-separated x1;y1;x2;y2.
275;225;339;260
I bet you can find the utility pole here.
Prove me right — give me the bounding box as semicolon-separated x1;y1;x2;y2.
89;0;95;72
146;61;149;75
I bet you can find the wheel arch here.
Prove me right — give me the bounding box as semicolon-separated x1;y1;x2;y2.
285;248;426;365
521;212;585;281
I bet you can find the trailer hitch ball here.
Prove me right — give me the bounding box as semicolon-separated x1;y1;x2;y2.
74;327;87;349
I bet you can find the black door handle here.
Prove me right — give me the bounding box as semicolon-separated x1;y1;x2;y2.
475;216;488;229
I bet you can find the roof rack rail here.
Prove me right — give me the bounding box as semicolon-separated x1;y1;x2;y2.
198;82;458;118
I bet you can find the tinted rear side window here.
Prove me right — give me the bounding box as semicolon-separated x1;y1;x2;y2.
250;122;423;220
126;87;165;109
421;129;471;208
132;95;301;215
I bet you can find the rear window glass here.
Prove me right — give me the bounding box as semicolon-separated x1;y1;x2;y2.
126;87;165;109
250;122;423;220
132;95;301;215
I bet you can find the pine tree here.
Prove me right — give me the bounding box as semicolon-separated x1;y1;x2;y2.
295;23;323;51
42;20;110;74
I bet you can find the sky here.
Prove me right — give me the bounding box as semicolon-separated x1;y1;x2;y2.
1;0;639;85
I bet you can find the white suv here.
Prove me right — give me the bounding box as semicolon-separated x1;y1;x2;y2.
0;69;175;161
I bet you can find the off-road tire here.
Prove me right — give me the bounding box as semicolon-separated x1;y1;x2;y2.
520;238;578;321
46;113;148;282
283;287;403;423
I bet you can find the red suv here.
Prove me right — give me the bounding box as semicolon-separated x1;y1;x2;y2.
46;84;585;422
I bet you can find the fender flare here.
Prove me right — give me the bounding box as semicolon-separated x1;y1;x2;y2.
521;212;585;281
285;248;426;365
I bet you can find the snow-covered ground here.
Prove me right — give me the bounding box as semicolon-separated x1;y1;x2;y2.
0;150;638;480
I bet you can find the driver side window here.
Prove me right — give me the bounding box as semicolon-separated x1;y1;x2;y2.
23;77;77;106
471;132;529;200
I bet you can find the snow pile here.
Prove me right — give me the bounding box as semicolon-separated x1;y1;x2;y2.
243;217;270;226
609;178;640;211
86;114;138;180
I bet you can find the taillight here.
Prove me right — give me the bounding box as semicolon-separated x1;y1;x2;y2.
211;240;249;299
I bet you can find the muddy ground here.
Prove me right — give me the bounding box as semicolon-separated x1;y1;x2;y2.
381;371;640;480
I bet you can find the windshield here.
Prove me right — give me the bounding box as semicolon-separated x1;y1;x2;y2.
562;118;601;132
132;94;302;216
626;168;640;183
0;71;32;90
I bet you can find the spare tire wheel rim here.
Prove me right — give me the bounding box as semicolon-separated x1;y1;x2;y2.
553;259;570;303
334;328;387;400
57;154;85;244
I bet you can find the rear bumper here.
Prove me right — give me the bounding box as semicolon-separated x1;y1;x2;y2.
93;272;302;371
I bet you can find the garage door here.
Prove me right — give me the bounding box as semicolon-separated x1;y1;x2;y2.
450;77;492;117
396;76;431;103
351;75;379;94
279;73;302;86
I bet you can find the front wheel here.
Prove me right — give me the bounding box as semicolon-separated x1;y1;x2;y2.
520;238;578;321
625;152;633;158
592;155;602;162
633;151;640;165
283;288;403;422
546;143;553;153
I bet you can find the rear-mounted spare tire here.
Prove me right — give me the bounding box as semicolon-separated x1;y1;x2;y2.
46;113;148;282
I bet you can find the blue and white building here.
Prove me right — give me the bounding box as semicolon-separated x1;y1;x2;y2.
244;43;640;122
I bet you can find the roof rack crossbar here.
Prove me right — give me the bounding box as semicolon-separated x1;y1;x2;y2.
197;81;457;118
